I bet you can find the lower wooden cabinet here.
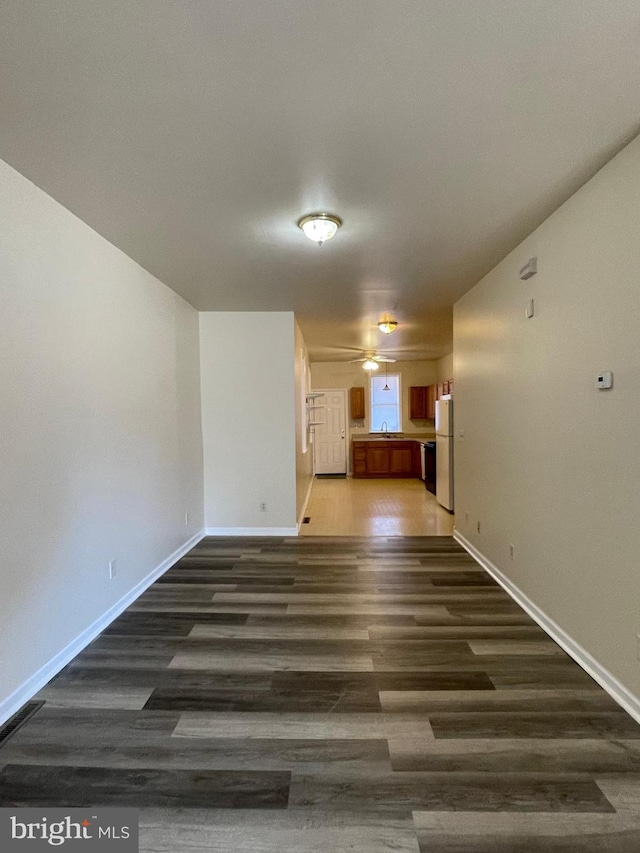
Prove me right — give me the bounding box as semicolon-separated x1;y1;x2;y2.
352;440;421;478
352;441;366;476
366;445;389;475
389;444;414;475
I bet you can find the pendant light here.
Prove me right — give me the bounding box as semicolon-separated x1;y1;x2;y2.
383;363;390;391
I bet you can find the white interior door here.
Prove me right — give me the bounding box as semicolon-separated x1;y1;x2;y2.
313;389;347;474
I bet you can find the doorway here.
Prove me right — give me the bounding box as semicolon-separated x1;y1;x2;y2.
312;388;347;475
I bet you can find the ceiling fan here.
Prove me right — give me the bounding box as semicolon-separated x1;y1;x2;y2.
350;352;397;370
350;353;397;363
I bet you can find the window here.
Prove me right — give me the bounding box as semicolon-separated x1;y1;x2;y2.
370;373;401;432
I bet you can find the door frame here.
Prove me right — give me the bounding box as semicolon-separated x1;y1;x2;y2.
312;388;348;475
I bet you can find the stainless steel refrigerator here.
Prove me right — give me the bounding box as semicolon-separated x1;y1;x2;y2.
435;397;454;511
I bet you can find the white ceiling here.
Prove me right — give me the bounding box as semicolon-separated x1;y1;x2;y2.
1;1;639;361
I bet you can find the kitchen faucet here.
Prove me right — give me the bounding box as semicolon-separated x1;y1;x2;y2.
381;421;389;437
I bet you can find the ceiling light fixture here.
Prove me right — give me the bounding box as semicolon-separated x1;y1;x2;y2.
377;319;398;335
297;213;342;245
362;359;379;371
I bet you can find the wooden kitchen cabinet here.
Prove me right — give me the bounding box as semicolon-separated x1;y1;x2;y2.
350;386;365;420
352;441;366;476
388;443;414;475
352;440;422;478
365;445;390;475
411;385;438;420
426;384;436;418
409;386;428;419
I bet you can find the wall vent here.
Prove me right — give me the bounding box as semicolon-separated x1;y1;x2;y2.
0;701;45;750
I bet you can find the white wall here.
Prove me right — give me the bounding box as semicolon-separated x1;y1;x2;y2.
454;133;640;707
311;360;438;437
436;352;454;383
199;312;298;534
0;158;204;721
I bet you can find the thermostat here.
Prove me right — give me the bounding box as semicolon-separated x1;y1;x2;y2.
596;371;613;389
519;258;537;280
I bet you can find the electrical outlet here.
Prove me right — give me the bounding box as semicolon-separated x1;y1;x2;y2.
476;521;481;534
108;559;117;579
185;511;189;526
509;543;515;561
259;502;267;512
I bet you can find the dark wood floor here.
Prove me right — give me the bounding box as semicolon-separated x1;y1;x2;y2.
2;536;640;851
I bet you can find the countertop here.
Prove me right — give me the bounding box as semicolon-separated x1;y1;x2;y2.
352;434;436;442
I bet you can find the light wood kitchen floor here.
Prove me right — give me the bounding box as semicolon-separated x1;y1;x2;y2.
300;476;455;536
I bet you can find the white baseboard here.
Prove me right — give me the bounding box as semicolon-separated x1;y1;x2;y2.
0;529;205;727
204;527;298;537
454;530;640;726
297;477;314;532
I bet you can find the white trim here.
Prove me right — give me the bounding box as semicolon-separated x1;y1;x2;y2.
0;530;205;727
454;530;640;726
204;527;298;537
297;476;314;532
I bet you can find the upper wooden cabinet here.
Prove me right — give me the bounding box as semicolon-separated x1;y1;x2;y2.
350;386;365;420
409;386;428;419
426;384;436;419
410;385;437;419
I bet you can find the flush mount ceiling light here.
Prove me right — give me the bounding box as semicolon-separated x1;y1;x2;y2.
362;359;380;371
297;213;342;245
377;319;398;335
